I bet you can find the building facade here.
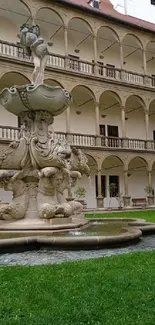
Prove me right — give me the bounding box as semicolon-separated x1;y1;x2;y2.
1;0;155;209
110;0;155;23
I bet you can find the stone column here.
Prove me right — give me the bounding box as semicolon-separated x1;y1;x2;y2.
143;49;147;75
93;35;98;75
145;110;149;141
95;102;101;146
66;106;71;133
64;26;68;68
123;170;131;208
148;170;152;188
147;170;154;206
96;169;104;208
66;106;72;143
120;42;124;69
120;42;124;80
121;106;126;138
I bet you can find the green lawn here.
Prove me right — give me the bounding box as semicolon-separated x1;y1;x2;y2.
1;251;155;324
86;210;155;223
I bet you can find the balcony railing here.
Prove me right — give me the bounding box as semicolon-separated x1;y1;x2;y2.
0;39;155;89
1;125;155;152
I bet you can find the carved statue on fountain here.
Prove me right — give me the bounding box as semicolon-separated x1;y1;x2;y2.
20;23;48;86
0;23;90;227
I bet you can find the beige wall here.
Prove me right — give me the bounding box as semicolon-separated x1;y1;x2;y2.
0;105;17;126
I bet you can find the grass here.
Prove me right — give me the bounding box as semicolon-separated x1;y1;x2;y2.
1;251;155;324
86;210;155;223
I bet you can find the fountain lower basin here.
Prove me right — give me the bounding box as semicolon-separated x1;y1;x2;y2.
0;218;154;253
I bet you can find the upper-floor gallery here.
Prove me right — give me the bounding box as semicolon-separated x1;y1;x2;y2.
1;0;155;89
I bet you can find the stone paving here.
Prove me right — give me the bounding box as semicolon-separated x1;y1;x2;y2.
0;234;155;266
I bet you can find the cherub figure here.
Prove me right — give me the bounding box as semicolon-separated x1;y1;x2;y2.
20;23;48;85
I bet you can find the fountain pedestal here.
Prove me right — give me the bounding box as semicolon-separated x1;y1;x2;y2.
0;84;90;230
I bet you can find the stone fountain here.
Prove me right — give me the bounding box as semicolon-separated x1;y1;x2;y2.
0;23;90;230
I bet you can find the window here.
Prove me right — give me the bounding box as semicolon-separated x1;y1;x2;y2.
97;61;104;76
151;0;155;5
107;125;119;137
109;176;119;197
152;74;155;87
18;117;21;128
107;125;119;147
68;55;80;71
99;124;105;136
89;0;100;9
106;64;116;78
95;175;106;197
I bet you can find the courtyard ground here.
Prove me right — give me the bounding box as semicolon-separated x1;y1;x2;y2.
86;209;155;222
1;251;155;324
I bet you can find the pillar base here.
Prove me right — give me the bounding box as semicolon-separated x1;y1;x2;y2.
123;196;131;208
147;196;155;206
96;196;104;208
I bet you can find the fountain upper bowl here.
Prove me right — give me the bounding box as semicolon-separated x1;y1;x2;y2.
0;83;71;116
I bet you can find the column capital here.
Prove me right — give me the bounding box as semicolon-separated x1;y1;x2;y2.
63;25;68;31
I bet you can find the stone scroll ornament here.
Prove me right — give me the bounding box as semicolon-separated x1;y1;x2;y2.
0;23;90;221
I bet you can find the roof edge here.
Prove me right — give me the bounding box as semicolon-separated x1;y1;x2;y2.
51;0;155;34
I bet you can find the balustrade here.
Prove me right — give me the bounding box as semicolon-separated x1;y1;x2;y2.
0;125;20;141
1;126;155;152
0;39;155;89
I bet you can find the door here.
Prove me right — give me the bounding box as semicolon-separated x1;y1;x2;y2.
95;175;106;197
109;175;119;197
99;125;106;146
107;125;119;147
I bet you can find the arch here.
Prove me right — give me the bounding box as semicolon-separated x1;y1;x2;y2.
0;0;31;42
20;0;32;15
148;98;155;108
85;154;98;169
44;79;64;88
99;90;122;106
145;40;155;75
125;95;146;110
128;156;149;170
97;25;120;42
102;155;124;168
70;85;96;135
0;72;30;91
122;33;143;49
150;160;155;171
146;39;155;50
68;17;93;34
36;7;64;26
71;85;95;101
